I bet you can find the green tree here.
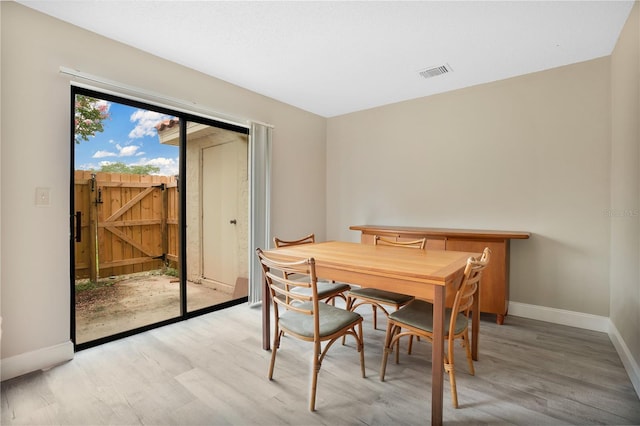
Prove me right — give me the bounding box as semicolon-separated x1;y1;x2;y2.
75;95;110;143
98;162;160;175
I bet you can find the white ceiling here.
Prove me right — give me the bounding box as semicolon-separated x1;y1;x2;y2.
19;1;635;117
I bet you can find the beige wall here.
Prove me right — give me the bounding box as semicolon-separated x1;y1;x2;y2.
610;1;640;390
0;2;326;363
327;58;612;316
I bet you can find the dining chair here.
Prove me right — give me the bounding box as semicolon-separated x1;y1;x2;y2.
379;247;491;408
256;248;365;411
274;234;351;305
345;235;426;329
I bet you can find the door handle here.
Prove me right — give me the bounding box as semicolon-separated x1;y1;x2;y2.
75;211;82;242
229;219;237;225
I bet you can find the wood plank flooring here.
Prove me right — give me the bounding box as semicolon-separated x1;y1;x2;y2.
2;301;639;425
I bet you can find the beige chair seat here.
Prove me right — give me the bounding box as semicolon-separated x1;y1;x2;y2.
280;302;362;338
388;300;468;336
347;287;414;305
292;281;352;300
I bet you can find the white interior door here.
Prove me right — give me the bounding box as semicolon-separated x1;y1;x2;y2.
202;141;239;287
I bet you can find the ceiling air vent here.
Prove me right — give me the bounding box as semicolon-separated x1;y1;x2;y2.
419;64;453;79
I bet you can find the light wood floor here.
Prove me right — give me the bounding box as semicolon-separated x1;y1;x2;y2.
2;301;640;425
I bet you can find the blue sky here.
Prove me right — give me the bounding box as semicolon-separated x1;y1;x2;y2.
75;100;179;176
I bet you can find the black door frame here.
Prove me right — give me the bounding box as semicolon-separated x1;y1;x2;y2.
70;86;249;351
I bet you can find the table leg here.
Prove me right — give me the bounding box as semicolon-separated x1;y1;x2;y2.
262;273;270;351
432;285;445;426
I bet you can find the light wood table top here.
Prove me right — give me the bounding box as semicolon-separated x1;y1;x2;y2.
266;240;473;297
260;240;479;425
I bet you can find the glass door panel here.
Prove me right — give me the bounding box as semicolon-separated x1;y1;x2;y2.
182;122;249;312
72;89;181;345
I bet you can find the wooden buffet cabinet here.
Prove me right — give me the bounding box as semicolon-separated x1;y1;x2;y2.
350;225;530;324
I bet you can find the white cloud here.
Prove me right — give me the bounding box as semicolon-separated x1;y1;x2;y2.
93;150;117;158
134;157;179;176
129;110;175;139
76;162;101;171
117;144;139;157
94;144;140;158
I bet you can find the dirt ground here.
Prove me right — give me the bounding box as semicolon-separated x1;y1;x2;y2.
75;272;235;344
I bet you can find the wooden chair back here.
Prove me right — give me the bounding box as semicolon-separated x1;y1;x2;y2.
272;234;318;302
273;233;315;248
451;247;491;331
374;235;426;249
256;248;319;326
272;234;351;305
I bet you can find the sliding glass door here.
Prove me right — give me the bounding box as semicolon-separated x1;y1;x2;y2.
71;87;250;349
160;120;250;313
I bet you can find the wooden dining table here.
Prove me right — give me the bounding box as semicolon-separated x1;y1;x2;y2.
261;240;480;425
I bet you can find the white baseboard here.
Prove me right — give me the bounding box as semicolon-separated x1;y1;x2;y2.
1;341;74;382
508;301;609;332
608;322;640;398
508;301;639;399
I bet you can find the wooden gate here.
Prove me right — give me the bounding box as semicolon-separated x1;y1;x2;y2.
74;170;179;281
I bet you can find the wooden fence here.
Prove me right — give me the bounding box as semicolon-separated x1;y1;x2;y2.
74;170;179;281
